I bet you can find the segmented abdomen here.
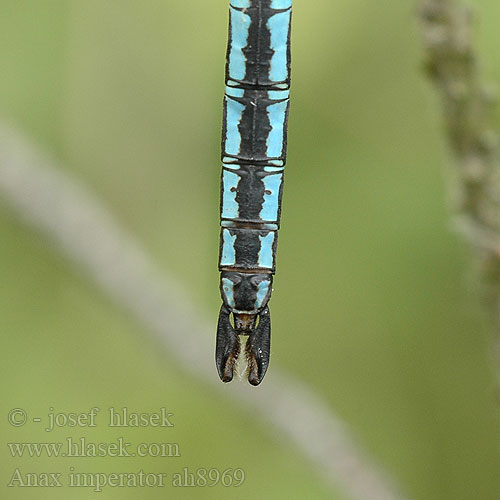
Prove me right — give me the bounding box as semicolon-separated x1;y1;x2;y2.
219;0;292;313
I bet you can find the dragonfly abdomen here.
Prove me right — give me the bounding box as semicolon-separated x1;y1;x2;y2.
216;0;292;386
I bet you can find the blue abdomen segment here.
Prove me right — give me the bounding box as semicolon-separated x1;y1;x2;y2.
222;87;290;166
220;270;273;314
227;0;292;89
220;165;284;225
219;226;278;272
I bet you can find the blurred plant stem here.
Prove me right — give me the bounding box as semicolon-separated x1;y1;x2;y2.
418;0;500;326
0;121;409;500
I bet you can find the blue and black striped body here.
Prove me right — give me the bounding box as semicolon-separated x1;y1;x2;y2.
216;0;292;386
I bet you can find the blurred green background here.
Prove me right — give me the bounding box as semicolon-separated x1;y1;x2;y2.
2;1;500;499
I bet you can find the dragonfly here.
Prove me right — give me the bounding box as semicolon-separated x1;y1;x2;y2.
216;0;292;385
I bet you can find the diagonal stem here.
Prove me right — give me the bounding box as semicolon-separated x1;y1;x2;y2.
0;121;409;500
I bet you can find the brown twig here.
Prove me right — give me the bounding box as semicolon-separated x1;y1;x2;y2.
418;0;500;323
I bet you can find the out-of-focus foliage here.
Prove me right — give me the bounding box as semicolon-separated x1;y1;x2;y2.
1;1;500;499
